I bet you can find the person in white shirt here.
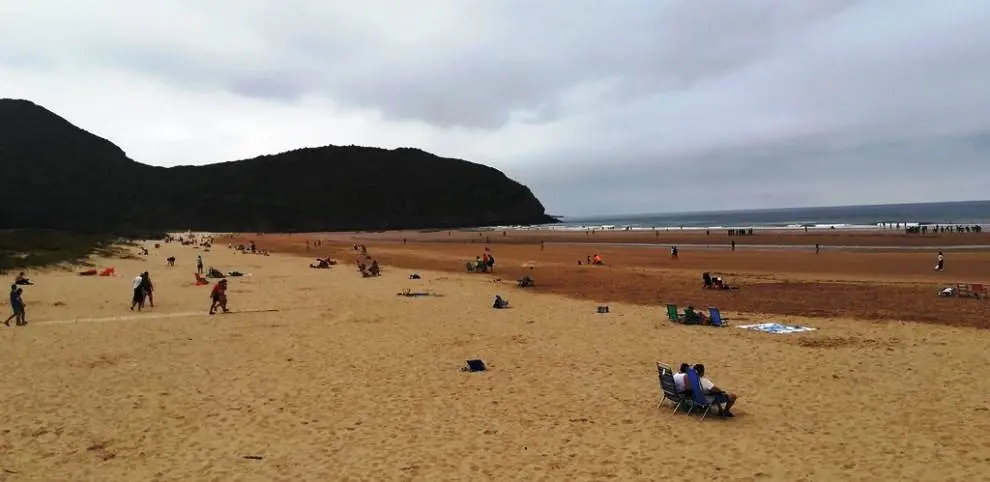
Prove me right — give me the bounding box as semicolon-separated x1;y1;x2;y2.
694;364;738;417
672;363;690;393
129;274;146;311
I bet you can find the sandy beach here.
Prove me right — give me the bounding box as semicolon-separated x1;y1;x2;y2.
3;235;990;481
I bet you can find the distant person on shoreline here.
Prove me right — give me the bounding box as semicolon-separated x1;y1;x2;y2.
730;240;735;252
815;244;820;254
670;246;678;258
935;251;945;271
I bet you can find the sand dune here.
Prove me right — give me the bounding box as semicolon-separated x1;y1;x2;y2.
2;241;990;481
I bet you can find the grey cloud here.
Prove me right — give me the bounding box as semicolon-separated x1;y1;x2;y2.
526;132;990;215
3;0;990;215
0;0;864;129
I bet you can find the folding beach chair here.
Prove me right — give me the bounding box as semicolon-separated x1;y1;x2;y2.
685;368;717;421
656;363;688;413
708;307;727;327
666;304;683;322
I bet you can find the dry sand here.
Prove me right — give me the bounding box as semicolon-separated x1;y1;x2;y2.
2;239;990;481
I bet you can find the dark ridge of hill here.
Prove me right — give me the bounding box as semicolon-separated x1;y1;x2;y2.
0;99;557;233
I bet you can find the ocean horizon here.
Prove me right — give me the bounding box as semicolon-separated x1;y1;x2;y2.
530;200;990;230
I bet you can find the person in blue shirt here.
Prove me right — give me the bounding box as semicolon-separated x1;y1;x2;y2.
5;285;26;326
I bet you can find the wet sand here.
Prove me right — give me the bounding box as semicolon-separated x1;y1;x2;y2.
3;237;989;480
235;229;990;328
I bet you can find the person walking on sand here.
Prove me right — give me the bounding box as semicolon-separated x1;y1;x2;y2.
209;279;229;315
935;251;945;271
4;284;15;326
141;271;155;308
5;285;26;326
130;274;146;311
196;255;204;274
815;243;820;254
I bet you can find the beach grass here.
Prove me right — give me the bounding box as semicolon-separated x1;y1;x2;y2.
0;229;162;273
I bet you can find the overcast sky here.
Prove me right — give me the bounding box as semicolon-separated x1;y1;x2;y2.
3;1;990;216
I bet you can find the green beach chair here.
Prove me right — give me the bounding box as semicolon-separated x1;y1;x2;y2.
666;304;683;323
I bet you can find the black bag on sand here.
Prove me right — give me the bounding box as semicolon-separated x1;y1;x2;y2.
464;359;487;372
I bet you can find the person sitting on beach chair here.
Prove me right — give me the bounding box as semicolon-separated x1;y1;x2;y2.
368;260;381;277
672;363;691;394
592;254;603;265
694;364;738;417
517;275;534;288
493;295;510;309
683;305;708;324
207;267;225;279
474;256;486;273
14;272;33;285
713;276;728;290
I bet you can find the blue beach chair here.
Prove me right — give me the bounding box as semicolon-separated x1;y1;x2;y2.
708;307;727;327
685;368;717;421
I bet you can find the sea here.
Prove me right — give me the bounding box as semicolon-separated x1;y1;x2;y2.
519;200;990;231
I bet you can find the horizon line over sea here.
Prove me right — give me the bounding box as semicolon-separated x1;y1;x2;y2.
528;200;990;231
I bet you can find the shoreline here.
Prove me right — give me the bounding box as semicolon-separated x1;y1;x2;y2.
544;241;990;251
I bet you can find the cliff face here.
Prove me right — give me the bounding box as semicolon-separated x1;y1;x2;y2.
0;99;557;233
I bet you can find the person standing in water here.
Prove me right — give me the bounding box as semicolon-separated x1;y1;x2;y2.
935;251;945;271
